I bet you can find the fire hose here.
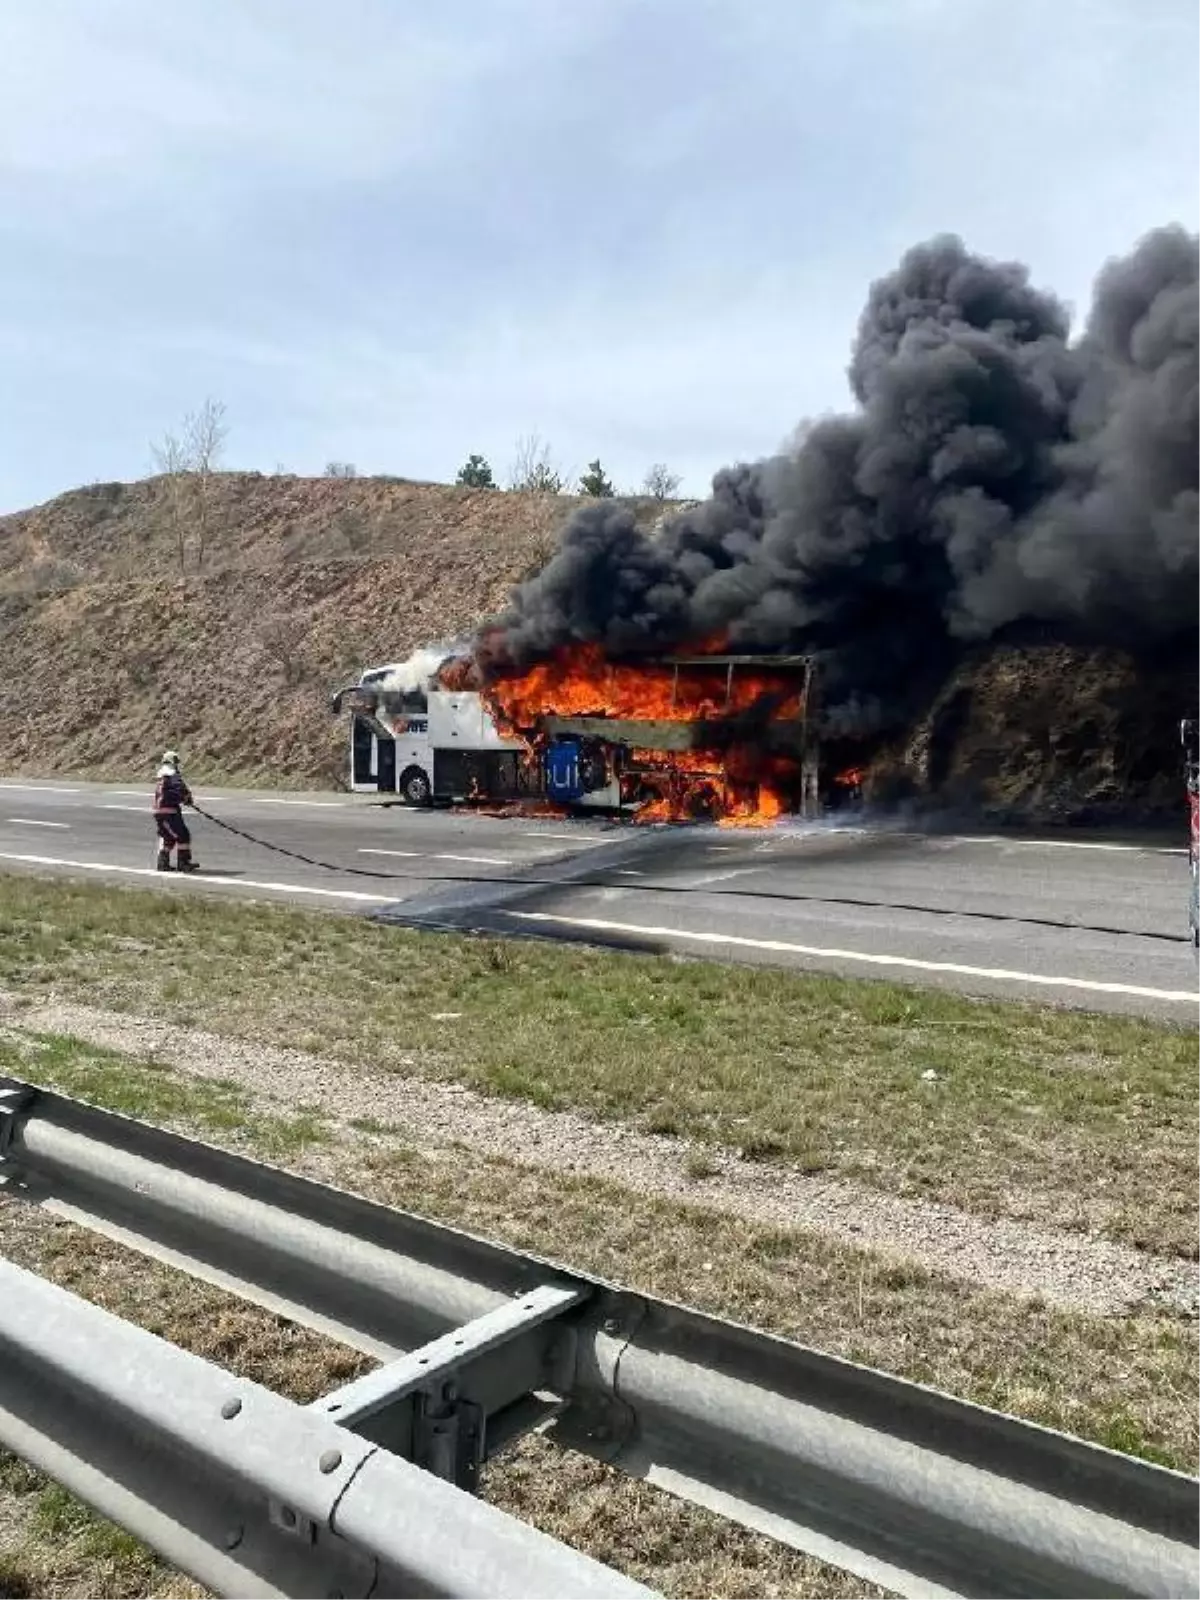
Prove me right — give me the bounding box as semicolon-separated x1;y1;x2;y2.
186;804;1192;942
188;805;415;880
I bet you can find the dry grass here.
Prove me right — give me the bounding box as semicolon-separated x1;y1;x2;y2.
1;874;1195;1255
1;1032;1195;1473
0;1020;1195;1597
0;1202;881;1600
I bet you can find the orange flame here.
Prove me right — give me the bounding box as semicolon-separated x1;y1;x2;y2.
478;643;807;825
483;643;803;726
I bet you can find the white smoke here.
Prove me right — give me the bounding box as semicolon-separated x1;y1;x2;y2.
376;639;468;696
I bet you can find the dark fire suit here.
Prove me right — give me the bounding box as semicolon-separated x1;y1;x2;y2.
153;768;197;871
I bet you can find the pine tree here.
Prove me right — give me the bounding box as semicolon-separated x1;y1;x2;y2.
456;454;496;489
579;459;615;497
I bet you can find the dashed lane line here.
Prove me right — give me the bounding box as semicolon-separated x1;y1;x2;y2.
0;783;81;794
243;797;349;809
359;847;515;867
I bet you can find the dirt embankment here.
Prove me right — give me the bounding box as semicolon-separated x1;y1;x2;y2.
872;637;1197;828
0;473;663;786
0;471;1194;820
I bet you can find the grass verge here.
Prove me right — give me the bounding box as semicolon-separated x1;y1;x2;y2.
1;873;1195;1255
0;1027;1194;1598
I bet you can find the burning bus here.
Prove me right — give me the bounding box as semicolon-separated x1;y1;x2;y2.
331;645;820;823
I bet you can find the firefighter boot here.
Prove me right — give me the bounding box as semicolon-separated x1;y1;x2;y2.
177;850;200;874
156;848;172;872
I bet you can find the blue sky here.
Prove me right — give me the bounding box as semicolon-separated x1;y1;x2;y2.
1;0;1196;511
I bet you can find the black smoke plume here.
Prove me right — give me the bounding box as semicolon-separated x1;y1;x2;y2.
481;225;1198;731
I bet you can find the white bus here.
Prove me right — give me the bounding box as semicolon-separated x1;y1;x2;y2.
330;663;623;809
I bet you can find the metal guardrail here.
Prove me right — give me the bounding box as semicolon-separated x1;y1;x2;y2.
1;1076;1197;1599
0;1256;650;1599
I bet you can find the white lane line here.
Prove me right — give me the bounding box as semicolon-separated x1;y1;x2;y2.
105;790;149;798
243;797;348;809
0;783;81;794
435;852;514;866
520;833;613;849
0;852;394;904
684;868;754;886
359;847;514;866
949;834;1186;856
506;911;1199;1004
7;818;70;829
99;804;148;812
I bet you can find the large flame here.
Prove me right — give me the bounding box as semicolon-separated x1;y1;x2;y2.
473;643;808;824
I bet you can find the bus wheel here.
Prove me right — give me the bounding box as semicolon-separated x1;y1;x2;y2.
400;767;432;807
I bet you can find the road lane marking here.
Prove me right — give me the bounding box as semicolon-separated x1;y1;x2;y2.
523;832;612;846
243;797;348;809
359;848;515;866
946;834;1186;856
7;818;69;829
0;784;80;794
0;852;394;904
99;804;148;812
434;852;514;866
506;912;1199;1004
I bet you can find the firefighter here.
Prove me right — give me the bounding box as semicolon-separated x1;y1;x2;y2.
153;749;199;872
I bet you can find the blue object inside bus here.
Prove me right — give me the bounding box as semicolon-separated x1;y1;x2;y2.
543;737;585;802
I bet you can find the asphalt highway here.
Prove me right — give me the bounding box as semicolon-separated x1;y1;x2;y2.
0;779;1195;1019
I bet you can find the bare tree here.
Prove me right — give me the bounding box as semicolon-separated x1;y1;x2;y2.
150;397;229;574
325;461;358;478
184;398;228;572
150;430;191;574
642;462;682;501
184;397;228;475
507;432;564;494
257;614;307;685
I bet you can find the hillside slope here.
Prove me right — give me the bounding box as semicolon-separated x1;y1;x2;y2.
871;638;1195;827
0;474;665;786
0;471;1194;822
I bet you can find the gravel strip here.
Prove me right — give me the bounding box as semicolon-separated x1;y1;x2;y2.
3;996;1195;1318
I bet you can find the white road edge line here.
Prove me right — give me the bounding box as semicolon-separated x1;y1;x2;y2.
7;819;70;829
506;911;1199;1004
0;852;394;904
99;804;148;812
359;848;419;858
